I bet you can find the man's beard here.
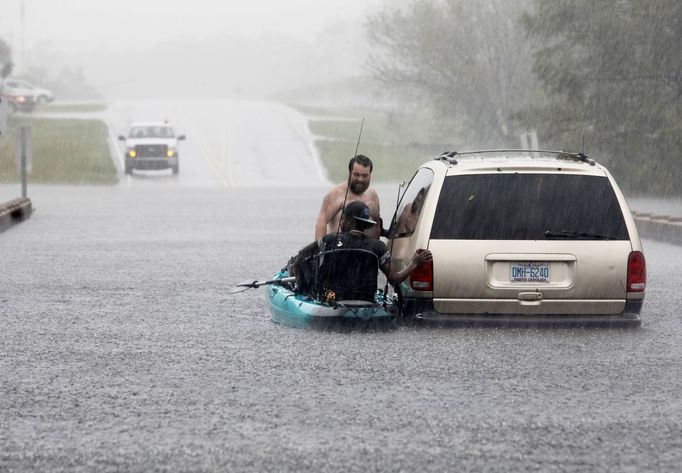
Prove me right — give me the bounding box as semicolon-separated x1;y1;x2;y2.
350;180;369;195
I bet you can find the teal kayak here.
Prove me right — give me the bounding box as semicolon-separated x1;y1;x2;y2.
264;271;397;330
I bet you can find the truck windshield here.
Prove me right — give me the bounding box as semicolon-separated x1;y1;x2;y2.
130;127;174;138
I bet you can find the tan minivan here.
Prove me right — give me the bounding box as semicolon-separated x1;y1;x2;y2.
388;150;646;326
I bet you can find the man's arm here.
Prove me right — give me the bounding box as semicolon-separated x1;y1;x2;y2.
370;188;380;220
367;188;382;239
315;191;337;240
383;249;432;286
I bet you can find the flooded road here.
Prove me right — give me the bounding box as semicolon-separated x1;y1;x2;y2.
1;183;681;472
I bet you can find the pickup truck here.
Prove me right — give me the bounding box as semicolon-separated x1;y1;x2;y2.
118;121;186;175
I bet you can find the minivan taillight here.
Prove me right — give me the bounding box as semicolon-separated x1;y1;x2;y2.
627;251;646;292
410;259;433;291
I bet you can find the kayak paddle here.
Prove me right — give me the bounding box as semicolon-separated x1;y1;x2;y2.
229;276;296;294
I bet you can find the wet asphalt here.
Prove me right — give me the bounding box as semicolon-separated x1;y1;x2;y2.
1;184;681;472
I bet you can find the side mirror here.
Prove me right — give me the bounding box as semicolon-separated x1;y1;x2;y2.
118;135;125;140
177;134;186;140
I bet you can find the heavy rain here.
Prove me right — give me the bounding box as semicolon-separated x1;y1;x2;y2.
1;1;681;471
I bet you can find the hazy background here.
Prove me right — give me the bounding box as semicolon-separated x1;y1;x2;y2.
1;0;387;99
2;0;680;195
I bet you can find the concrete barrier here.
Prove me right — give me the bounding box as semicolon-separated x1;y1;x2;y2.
0;197;33;233
633;211;682;246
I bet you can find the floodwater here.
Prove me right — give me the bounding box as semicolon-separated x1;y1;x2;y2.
1;182;681;472
1;99;681;471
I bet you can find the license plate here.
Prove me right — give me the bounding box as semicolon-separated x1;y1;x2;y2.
511;262;550;283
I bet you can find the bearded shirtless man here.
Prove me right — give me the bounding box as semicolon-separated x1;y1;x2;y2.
315;155;381;239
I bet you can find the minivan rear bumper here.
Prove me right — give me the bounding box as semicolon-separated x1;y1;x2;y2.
403;298;643;328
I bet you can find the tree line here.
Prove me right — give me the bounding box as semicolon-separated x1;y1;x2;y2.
0;38;12;78
366;0;682;196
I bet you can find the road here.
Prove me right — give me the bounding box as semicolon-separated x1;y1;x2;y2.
78;98;329;189
1;100;681;472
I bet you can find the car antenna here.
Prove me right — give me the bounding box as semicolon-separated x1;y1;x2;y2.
334;117;365;242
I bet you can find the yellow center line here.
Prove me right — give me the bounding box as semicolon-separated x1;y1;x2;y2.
181;120;232;188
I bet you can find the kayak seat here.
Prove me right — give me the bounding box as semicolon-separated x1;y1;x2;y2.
315;248;380;303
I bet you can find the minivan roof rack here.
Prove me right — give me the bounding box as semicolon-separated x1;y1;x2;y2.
434;149;596;166
437;150;459;164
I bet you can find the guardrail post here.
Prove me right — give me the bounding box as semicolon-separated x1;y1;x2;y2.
18;125;31;198
520;130;539;150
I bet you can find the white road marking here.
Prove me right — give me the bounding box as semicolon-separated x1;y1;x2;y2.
107;124;125;170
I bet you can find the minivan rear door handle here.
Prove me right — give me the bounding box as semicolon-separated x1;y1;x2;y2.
518;292;543;301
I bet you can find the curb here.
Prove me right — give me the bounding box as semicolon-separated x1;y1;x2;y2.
633;211;682;246
0;197;33;233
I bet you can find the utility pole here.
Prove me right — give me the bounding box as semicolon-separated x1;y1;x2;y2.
20;0;26;73
17;126;32;198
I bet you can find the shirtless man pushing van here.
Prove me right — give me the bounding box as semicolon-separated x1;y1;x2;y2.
315;155;381;239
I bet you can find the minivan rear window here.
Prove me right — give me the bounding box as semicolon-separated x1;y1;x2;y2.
430;174;629;240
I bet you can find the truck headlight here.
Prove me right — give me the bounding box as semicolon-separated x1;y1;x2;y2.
167;149;176;158
128;149;137;158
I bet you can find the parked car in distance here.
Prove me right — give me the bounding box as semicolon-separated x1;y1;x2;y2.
1;78;55;112
118;121;185;175
388;150;646;327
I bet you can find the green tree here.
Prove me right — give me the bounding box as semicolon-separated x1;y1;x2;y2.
0;37;13;77
522;0;682;195
366;0;535;145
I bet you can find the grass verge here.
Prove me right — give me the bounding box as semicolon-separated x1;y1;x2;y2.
315;140;444;184
293;104;462;183
42;102;108;113
0;116;117;185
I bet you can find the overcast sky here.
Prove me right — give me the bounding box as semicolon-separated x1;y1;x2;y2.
1;0;386;53
0;0;392;100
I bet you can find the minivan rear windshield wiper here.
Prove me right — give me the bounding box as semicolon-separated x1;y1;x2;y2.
544;230;618;240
